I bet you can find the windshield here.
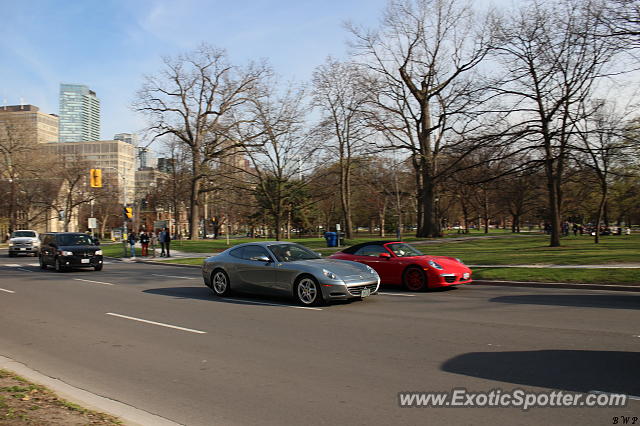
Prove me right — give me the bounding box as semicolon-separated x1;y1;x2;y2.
58;234;95;246
12;231;36;238
268;243;321;262
387;243;423;257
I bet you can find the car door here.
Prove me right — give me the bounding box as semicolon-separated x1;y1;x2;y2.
41;235;55;264
352;245;394;282
235;245;277;293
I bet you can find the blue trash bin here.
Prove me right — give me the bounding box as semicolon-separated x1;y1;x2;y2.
324;231;338;247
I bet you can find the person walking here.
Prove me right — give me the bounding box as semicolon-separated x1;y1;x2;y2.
128;231;137;258
150;231;158;258
159;227;171;257
139;231;150;257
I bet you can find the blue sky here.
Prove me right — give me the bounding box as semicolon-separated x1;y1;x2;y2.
0;0;393;145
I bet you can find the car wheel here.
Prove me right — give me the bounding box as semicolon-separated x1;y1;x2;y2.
39;255;47;270
54;257;66;272
295;275;323;306
94;264;103;271
403;266;427;291
211;269;231;296
8;252;15;257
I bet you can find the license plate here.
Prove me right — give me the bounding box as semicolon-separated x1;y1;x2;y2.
81;259;90;264
361;288;371;297
20;248;26;251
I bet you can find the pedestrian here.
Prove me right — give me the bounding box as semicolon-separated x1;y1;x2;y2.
139;231;150;256
128;231;137;258
159;227;171;257
150;231;158;258
572;223;578;237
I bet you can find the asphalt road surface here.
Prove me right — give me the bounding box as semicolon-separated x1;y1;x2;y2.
1;251;638;425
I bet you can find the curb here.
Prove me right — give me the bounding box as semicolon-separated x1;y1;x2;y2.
134;259;201;268
0;355;181;426
472;280;640;292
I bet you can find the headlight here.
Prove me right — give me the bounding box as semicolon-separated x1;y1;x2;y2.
60;251;74;256
95;250;103;255
428;260;443;270
8;241;14;246
365;265;376;275
323;269;337;280
455;258;465;265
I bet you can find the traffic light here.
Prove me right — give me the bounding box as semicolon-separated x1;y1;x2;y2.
124;207;133;219
89;169;102;188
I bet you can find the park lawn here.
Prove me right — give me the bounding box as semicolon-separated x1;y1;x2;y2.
472;267;640;285
102;233;639;266
419;234;640;265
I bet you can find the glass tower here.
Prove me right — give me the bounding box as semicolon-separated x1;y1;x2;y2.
58;84;100;142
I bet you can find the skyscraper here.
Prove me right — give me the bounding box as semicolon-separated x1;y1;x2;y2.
58;84;100;142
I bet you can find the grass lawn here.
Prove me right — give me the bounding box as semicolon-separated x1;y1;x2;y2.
102;233;640;284
419;234;640;265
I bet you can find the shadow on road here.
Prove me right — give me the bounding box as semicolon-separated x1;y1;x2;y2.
489;294;640;310
143;286;355;308
441;350;640;395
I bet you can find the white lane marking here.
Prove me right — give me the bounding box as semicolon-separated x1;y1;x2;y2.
74;278;114;286
16;268;32;272
3;264;20;267
0;288;15;294
105;313;206;334
151;273;196;280
378;292;417;297
590;390;640;401
225;298;322;310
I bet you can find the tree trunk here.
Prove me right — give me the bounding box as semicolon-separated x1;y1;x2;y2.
418;175;439;238
594;185;607;244
189;156;201;240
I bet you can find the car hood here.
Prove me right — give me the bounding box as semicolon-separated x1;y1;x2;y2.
11;237;38;243
418;255;468;269
57;245;101;252
289;258;373;276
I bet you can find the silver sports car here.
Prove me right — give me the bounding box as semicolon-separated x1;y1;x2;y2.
202;241;380;305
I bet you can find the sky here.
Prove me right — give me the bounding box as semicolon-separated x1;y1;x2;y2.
0;0;396;148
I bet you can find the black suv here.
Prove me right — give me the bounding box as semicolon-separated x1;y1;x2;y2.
39;232;103;272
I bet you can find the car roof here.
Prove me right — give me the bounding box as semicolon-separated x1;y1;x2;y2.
341;240;402;254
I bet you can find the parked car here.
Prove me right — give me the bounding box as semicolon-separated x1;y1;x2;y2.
202;242;380;306
329;241;472;291
8;230;40;257
39;232;104;272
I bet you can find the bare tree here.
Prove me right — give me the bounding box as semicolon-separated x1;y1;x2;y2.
574;100;637;242
239;80;317;240
490;0;624;246
347;0;492;238
312;58;373;238
135;44;269;239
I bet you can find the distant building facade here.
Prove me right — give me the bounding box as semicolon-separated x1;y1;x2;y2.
45;140;136;203
0;104;59;144
114;133;138;145
59;84;100;142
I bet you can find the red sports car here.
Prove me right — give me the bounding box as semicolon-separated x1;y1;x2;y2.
329;241;472;291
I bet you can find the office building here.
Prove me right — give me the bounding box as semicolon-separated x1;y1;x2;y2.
45;140;136;202
59;84;100;142
114;133;138;145
0;104;58;144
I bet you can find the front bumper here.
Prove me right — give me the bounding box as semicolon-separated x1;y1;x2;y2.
9;246;39;254
430;271;472;288
319;277;380;300
59;255;103;268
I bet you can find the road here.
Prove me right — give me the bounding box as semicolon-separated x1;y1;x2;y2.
0;252;638;425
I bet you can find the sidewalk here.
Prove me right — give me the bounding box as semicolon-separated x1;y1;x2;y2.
469;263;640;269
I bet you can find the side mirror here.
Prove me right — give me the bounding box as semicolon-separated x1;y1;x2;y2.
379;253;391;259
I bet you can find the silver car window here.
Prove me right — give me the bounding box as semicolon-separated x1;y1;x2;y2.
241;245;270;261
268;244;320;262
